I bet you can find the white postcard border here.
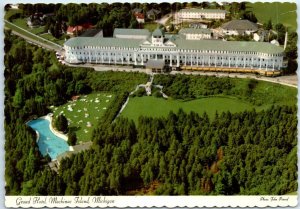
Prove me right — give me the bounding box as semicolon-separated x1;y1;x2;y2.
5;195;298;208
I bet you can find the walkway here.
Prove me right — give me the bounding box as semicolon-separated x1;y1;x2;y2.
65;61;298;88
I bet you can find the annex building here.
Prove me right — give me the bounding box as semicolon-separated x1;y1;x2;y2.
178;8;227;20
221;19;258;36
64;28;285;75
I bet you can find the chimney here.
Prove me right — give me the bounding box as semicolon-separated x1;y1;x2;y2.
284;31;288;50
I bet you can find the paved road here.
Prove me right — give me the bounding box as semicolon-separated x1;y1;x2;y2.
170;71;298;88
65;62;298;88
9;30;61;52
155;13;172;25
5;20;63;52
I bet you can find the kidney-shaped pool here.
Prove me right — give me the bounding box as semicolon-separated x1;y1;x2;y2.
27;118;69;160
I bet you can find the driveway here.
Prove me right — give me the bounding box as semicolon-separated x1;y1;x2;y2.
155;13;172;25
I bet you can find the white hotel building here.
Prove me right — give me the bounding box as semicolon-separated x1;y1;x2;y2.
64;28;285;74
177;8;227;20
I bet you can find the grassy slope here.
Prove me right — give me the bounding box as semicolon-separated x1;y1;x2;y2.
5;9;64;46
229;78;297;106
246;2;297;31
144;22;159;32
51;93;115;143
122;96;259;124
122;78;297;124
12;18;45;35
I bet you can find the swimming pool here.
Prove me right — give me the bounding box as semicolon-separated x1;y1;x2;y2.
27;118;69;160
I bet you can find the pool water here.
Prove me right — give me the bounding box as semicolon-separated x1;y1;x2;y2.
27;118;69;160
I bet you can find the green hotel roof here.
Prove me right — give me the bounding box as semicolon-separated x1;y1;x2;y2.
65;37;284;54
65;37;143;48
152;28;165;36
179;8;227;13
113;28;151;37
173;39;284;54
179;28;212;34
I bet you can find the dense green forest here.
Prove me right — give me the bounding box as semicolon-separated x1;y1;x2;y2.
22;107;298;195
5;32;297;195
4;32;147;194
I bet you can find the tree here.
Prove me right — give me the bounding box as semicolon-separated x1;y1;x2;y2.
68;130;77;146
24;148;39;181
275;23;286;44
55;114;68;133
243;11;257;23
129;15;138;29
264;19;273;30
169;24;174;32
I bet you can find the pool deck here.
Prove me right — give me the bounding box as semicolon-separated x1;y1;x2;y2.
43;114;74;152
28;114;93;169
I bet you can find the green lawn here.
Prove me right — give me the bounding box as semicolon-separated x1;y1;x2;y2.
51;92;115;143
144;22;160;32
12;18;45;35
246;2;297;31
228;78;297;107
5;21;46;43
121;96;266;124
7;17;65;46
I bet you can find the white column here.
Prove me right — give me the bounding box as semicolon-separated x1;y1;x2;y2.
128;54;130;65
114;53;116;65
221;56;223;67
134;52;137;65
272;59;275;70
191;54;193;66
251;57;254;69
208;56;211;67
101;53;103;63
185;55;187;66
170;54;172;66
196;53;199;66
89;51;91;63
141;54;144;65
235;57;238;68
243;56;246;68
109;53;111;64
202;55;204;67
156;54;157;60
259;58;262;69
177;55;180;67
265;59;268;71
121;53;123;65
214;55;217;67
148;54;150;60
229;57;231;67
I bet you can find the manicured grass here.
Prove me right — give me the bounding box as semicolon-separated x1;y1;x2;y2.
121;96;262;124
144;22;160;32
51;92;115;143
12;18;45;35
5;21;61;50
5;22;44;42
229;78;297;107
246;2;297;31
8;17;64;46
